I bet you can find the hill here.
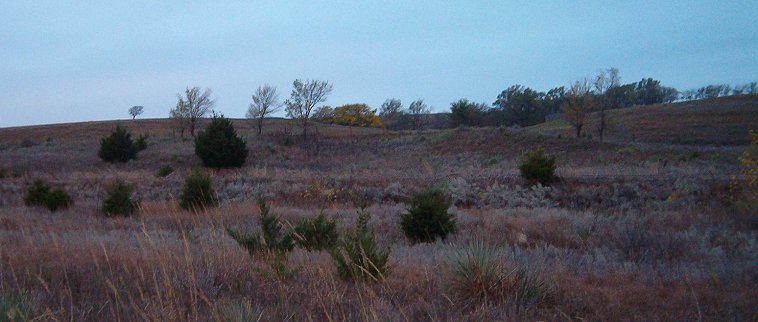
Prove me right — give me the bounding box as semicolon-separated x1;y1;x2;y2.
0;106;755;320
528;94;758;145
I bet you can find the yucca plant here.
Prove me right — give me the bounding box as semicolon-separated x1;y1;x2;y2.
447;240;510;309
330;208;390;282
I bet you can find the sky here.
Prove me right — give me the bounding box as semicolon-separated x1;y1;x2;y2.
1;1;757;128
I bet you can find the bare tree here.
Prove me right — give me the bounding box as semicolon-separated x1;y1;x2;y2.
284;79;333;140
246;84;281;135
175;87;215;136
379;98;403;129
128;105;144;120
562;78;595;138
408;99;430;130
594;68;620;142
169;100;190;138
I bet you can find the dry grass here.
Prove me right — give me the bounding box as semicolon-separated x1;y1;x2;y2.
0;111;756;321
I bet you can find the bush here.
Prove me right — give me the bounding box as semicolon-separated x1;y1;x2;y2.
400;187;456;243
227;198;294;254
24;180;51;207
98;125;143;163
518;148;556;186
194;115;248;168
101;179;139;217
156;165;174;177
330;208;390;281
24;180;72;212
290;212;339;251
135;135;148;151
179;170;218;210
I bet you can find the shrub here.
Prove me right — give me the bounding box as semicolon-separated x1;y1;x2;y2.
330;208;390;281
510;267;556;306
447;241;509;309
518;148;557;186
24;180;72;212
194;115;248;168
45;188;73;212
227;198;294;254
400;187;456;243
135;135;148;151
218;298;260;322
101;179;139;217
98;125;143;163
24;180;51;207
179;170;218;210
156;165;174;177
290;212;339;251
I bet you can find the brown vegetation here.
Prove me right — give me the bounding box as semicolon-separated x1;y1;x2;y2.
0;109;756;320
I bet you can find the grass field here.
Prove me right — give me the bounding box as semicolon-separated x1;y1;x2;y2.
0;96;756;321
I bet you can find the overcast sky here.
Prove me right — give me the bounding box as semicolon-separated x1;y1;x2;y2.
1;1;756;128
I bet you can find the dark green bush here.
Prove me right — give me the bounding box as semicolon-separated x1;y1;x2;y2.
98;125;143;163
290;212;339;251
24;180;72;212
400;188;456;243
156;165;174;177
227;198;294;254
194;115;248;168
330;208;390;281
24;180;51;207
135;135;148;151
101;179;139;217
518;148;557;186
179;170;218;210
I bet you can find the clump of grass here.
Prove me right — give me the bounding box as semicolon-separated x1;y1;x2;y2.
400;187;456;243
227;198;294;254
156;165;174;177
447;241;556;309
330;207;391;281
519;147;557;186
218;298;260;322
101;178;139;217
0;290;35;322
179;170;218;211
24;180;72;212
447;240;509;309
290;211;339;251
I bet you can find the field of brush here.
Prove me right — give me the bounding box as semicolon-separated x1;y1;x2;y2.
1;96;757;321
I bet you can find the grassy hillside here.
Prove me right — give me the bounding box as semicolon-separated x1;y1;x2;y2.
0;110;756;320
528;94;758;145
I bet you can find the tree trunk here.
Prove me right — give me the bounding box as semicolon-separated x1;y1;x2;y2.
599;108;605;143
257;117;263;135
576;124;582;138
302;119;308;140
190;120;195;137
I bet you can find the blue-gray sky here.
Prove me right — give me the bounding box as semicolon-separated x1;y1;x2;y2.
1;1;757;128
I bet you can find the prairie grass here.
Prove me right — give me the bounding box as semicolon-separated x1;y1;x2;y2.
0;115;756;320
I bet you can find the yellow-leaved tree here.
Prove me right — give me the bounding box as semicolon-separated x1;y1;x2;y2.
330;104;383;129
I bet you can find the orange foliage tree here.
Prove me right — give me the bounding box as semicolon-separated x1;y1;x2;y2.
329;104;383;128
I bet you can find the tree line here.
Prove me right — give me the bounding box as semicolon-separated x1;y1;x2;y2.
124;71;754;139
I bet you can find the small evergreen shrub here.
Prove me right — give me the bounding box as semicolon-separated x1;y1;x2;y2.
227;198;294;254
518;148;557;186
290;212;339;251
330;208;391;281
98;125;143;163
156;165;174;177
194;115;249;168
45;188;73;212
24;180;72;212
101;178;139;217
179;170;218;210
400;187;456;243
24;180;51;207
135;134;148;151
